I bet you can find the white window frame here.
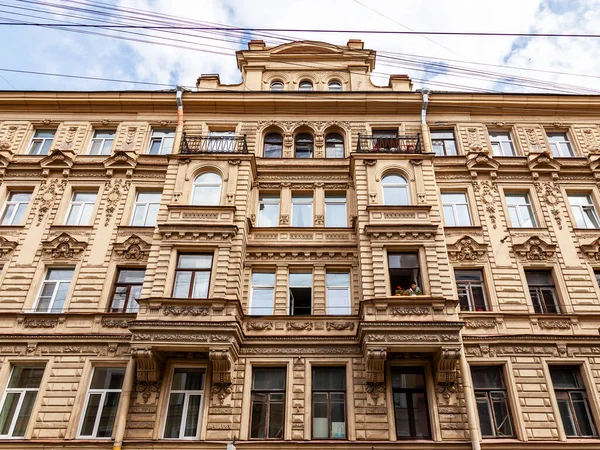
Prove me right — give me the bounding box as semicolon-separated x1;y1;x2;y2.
34;268;74;313
381;174;409;206
0;192;32;225
130;191;161;227
568;194;600;229
326;271;351;315
489;131;515;156
291;194;313;227
325;194;347;227
87;130;115;155
162;368;206;440
191;173;222;206
77;367;125;439
27;129;55;155
547;132;574;157
147;129;175;155
249;272;275;315
0;366;44;438
65;192;97;226
506;193;537;227
258;194;280;227
441;192;472;226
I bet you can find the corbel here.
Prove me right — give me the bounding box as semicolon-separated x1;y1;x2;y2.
365;347;387;401
435;348;460;399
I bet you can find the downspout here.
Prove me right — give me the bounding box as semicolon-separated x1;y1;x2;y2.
420;89;433;153
174;84;185;153
460;345;481;450
112;358;135;450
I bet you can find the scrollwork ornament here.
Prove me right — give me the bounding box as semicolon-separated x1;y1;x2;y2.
104;178;130;226
34;178;66;225
365;382;385;401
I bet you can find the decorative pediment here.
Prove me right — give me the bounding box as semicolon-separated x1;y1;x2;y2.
579;237;600;261
210;349;235;405
41;232;87;260
40;149;75;171
466;151;500;171
447;235;487;262
103;150;138;176
527;151;561;172
113;234;151;261
0;236;17;259
436;348;460;399
512;236;556;261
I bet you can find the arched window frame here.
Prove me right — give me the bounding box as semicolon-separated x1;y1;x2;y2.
298;80;314;92
270;81;284;91
325;132;345;158
263;132;283;158
191;172;222;205
328;80;342;91
381;173;410;205
294;133;314;158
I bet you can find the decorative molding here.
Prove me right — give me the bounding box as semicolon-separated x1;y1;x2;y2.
325;321;355;331
513;236;556;261
286;321;313;331
582;128;600;152
210;350;234;405
466;151;500;172
113;234;151;261
42;232;87;260
0;236;18;259
246;321;273;331
314;214;324;226
132;348;163;386
528;151;561;173
34;178;66;225
23;318;58;328
435;348;460;399
464;319;496;329
538;320;571;330
103;178;130;226
447;236;487;262
474;180;498;228
136;381;160;404
163;305;210;316
101;319;129;328
390;306;430;315
535;181;563;229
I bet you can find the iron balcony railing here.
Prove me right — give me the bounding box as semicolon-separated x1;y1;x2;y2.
356;133;421;154
180;134;248;154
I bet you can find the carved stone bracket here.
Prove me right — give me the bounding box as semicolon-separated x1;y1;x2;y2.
435;348;460;399
210;349;235;405
579;237;600;261
132;348;164;384
365;347;387;401
42;232;87;260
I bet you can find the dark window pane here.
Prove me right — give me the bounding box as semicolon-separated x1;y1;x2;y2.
525;270;554;286
556;393;577;436
171;369;204;391
96;392;120;437
0;393;19;435
253;367;286;390
394;392;410;437
471;367;505;389
413;392;430;437
9;367;44;389
313;367;345;390
184;395;202;437
391;368;426;389
491;391;514;436
475;393;495;437
163;393;185;438
571;392;597;436
550;366;581;388
250;394;267;438
268;400;284;438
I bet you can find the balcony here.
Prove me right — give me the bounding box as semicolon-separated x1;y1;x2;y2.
356;133;421;154
180;134;248;154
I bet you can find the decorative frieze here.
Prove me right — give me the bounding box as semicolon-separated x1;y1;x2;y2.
163;305;210;316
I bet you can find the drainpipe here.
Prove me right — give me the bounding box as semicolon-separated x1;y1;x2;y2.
112;358;135;450
460;343;481;450
420;89;433;153
174;84;185;153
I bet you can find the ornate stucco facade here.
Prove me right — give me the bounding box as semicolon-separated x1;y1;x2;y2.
0;39;599;449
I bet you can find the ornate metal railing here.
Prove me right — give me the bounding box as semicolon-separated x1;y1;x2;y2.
180;134;248;154
356;133;421;154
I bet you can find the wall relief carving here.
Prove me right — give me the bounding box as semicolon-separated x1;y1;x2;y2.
42;232;87;260
34;178;66;225
103;178;131;226
512;236;556;261
473;180;498;228
535;181;563;229
113;234;151;261
447;236;487;261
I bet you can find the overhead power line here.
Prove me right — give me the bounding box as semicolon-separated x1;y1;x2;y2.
2;22;600;38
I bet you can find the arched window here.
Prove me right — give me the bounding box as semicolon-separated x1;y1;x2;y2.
264;133;283;158
325;133;344;158
192;172;222;205
270;81;284;91
382;173;409;205
328;80;342;91
298;80;313;91
295;133;313;158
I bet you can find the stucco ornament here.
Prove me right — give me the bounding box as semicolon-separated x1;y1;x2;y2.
466;127;484;151
34;178;66;225
474;180;498;228
0;126;17;152
104;178;130;226
582;128;600;153
535;181;563;229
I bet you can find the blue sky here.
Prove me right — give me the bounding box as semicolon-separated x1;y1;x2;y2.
0;0;599;93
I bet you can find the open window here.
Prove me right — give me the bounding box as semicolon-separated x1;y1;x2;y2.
289;272;312;315
388;252;421;295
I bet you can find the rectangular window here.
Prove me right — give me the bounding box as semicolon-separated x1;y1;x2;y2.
291;194;313;227
326;272;350;315
526;270;560;313
258;194;280;227
250;272;275;315
0;192;32;225
65;192;97;226
392;366;431;439
289;272;312;315
0;366;45;437
471;366;514;437
109;269;145;313
325;194;347;227
172;254;212;299
27;129;55;155
568;194;600;229
78;367;125;438
148;129;175;155
506;193;537;227
131;191;161;227
88;130;115;155
312;367;346;439
388;252;421;295
442;192;472;226
489;132;515;156
250;367;285;439
547;132;574;157
455;269;488;312
431;130;457;156
163;369;205;439
549;366;597;437
35;268;74;313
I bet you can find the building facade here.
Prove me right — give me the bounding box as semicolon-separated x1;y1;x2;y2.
0;39;599;449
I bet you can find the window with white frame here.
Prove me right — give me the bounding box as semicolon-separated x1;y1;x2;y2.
430;130;457;156
250;272;275;315
547;132;574;157
147;129;175;155
325;194;346;227
0;366;45;438
191;172;222;206
441;192;472;226
0;192;32;225
27;129;55;155
130;191;161;227
35;268;74;313
88;130;115;155
78;367;125;438
568;194;600;228
291;194;313;227
325;133;344;158
289;272;312;315
505;193;537;227
163;369;206;439
65;192;97;226
326;272;350;315
382;174;409;205
489;131;516;156
258;194;280;227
